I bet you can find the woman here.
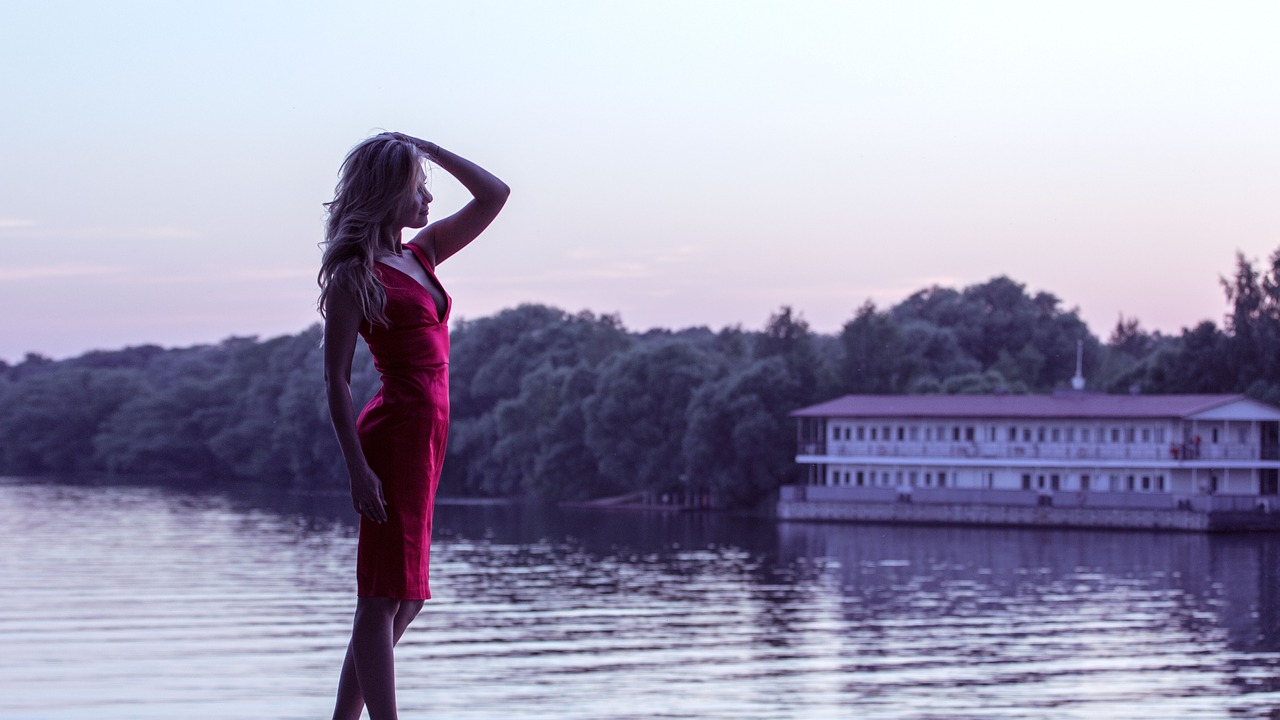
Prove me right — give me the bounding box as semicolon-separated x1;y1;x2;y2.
319;132;509;720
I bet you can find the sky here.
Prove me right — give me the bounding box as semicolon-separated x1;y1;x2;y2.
2;0;1280;362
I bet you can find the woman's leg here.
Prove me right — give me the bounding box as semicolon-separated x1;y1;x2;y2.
333;598;427;720
333;597;400;720
333;638;364;720
393;600;425;641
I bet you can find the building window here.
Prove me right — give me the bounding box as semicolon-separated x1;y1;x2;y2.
937;471;947;487
897;426;905;441
952;427;960;441
857;426;866;441
895;471;904;486
1081;428;1091;442
1126;475;1136;491
1141;428;1151;442
856;471;864;486
870;427;878;441
1009;425;1017;441
909;471;918;486
1125;428;1135;443
1051;428;1061;442
1021;474;1032;490
1156;475;1165;491
1023;428;1032;442
843;427;851;440
909;426;919;441
1066;427;1075;442
1212;428;1220;444
1036;474;1045;489
1080;474;1091;491
832;426;840;440
1141;476;1151;491
1037;427;1046;442
883;426;892;441
1111;428;1121;443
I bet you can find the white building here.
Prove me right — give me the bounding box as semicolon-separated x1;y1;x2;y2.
788;393;1280;522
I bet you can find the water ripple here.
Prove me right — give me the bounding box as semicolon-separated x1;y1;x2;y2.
2;480;1279;719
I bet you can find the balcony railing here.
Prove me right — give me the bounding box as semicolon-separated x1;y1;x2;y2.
803;440;1269;462
780;484;1278;511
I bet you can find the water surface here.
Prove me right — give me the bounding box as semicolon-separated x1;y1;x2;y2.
1;478;1278;719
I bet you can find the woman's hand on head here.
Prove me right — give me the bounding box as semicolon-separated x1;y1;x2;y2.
349;464;389;524
389;132;439;159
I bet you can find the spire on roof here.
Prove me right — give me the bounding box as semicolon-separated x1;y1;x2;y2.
1071;339;1085;391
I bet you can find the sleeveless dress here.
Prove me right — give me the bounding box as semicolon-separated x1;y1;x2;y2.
355;242;451;600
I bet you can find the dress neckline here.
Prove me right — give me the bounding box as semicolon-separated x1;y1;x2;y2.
376;245;450;320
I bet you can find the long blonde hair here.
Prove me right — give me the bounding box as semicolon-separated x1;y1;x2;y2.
318;133;425;326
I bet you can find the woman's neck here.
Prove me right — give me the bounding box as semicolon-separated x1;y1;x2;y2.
377;228;402;256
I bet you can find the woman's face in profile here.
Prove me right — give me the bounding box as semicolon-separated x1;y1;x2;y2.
393;175;433;230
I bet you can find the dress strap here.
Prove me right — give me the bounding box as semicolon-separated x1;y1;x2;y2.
404;242;434;271
402;241;451;322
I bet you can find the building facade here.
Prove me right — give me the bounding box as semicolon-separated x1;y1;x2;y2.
783;393;1280;530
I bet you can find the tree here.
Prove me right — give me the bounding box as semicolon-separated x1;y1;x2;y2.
898;320;981;387
93;377;231;476
756;306;830;403
449;305;630;421
583;340;720;494
467;362;606;500
838;302;911;393
683;357;802;507
887;276;1101;392
0;368;143;473
1221;251;1280;392
1136;321;1232;393
441;305;630;496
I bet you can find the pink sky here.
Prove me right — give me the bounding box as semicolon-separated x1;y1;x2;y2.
3;1;1279;361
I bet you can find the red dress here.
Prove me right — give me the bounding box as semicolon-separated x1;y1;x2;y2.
355;243;451;600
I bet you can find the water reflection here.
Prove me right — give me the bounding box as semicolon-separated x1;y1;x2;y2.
1;478;1278;719
777;523;1280;717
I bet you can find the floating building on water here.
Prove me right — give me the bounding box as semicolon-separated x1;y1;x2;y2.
781;391;1280;531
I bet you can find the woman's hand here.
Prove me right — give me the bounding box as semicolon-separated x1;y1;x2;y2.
390;132;439;159
349;463;388;524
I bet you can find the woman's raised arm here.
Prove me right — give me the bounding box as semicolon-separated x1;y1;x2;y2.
400;136;510;266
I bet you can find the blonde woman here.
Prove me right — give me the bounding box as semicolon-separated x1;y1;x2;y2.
319;132;508;719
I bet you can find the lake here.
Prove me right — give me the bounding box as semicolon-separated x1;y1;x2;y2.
1;478;1278;719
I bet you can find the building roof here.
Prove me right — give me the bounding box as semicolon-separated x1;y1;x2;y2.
789;393;1280;420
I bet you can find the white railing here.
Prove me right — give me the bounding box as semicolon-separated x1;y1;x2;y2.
781;484;1277;511
812;441;1265;462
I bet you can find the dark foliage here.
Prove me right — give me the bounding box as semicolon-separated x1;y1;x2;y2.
3;253;1278;508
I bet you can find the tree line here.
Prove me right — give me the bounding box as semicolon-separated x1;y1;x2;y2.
4;250;1280;508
